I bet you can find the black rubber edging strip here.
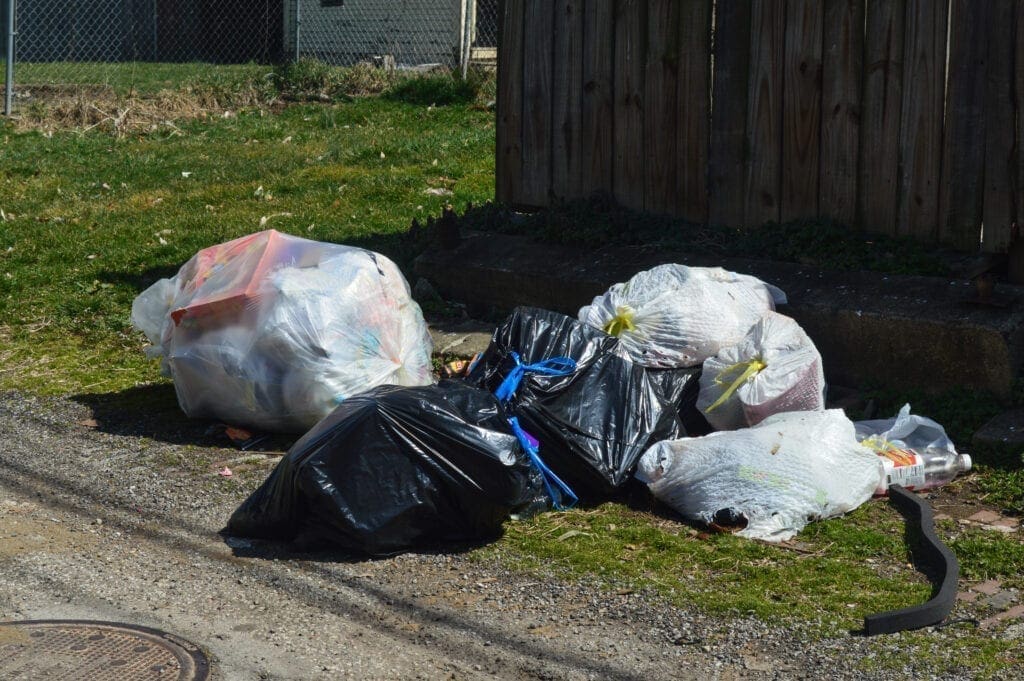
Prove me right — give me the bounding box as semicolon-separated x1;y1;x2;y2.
863;484;960;635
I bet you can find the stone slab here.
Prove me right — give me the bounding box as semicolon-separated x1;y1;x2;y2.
973;409;1024;449
416;233;1024;397
427;319;495;359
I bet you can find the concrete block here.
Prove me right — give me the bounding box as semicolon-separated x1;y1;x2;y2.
415;233;1024;398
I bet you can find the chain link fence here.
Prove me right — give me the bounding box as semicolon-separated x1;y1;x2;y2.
3;0;498;114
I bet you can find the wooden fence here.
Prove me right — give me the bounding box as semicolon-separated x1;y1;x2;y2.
496;0;1023;254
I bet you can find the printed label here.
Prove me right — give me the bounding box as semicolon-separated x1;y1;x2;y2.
874;447;926;494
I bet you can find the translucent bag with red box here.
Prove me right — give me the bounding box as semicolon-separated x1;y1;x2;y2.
131;230;434;432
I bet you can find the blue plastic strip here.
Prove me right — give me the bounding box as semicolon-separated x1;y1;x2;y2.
508;416;578;510
494;352;577;403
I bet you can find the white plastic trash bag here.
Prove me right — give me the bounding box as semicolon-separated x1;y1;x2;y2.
578;264;786;368
636;410;880;542
697;312;825;430
131;229;435;433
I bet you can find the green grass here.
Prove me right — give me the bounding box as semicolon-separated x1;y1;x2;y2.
11;61;273;96
0;96;495;393
2;83;1023;677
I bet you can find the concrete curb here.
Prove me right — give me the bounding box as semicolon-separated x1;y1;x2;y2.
416;232;1024;398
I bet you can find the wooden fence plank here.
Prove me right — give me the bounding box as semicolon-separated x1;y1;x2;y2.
983;0;1016;252
581;0;615;196
1014;1;1024;283
496;0;525;204
858;0;905;234
744;0;786;226
897;0;947;240
613;0;647;211
938;0;987;250
551;0;584;201
820;0;864;226
676;0;712;223
708;0;751;226
782;0;824;222
520;0;555;207
644;0;679;215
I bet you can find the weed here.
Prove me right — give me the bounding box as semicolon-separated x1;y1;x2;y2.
456;196;953;277
273;58;394;101
386;74;480;106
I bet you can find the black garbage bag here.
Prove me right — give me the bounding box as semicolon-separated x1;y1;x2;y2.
647;367;711;436
226;381;547;556
465;307;698;502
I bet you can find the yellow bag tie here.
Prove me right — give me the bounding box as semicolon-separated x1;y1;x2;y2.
704;358;767;413
602;307;636;337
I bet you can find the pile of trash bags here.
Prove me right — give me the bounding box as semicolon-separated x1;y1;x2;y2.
133;236;970;555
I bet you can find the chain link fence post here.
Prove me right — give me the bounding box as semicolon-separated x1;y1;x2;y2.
294;0;301;63
3;0;14;116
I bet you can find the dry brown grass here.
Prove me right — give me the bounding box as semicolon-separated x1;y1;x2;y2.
10;84;277;136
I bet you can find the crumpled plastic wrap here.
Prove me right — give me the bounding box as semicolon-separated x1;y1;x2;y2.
131;229;434;432
226;381;546;556
854;404;958;456
578;264;787;368
697;312;825;430
636;410;880;541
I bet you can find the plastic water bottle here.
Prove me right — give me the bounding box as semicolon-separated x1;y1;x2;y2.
874;445;973;495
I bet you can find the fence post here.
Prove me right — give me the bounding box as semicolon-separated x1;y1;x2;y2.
4;0;14;116
294;0;301;62
461;0;473;78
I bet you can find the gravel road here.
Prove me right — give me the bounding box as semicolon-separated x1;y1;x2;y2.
0;390;983;680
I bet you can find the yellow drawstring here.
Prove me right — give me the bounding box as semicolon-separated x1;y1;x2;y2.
704;358;767;413
603;307;636;337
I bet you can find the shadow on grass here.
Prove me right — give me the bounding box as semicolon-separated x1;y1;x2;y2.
69;383;293;451
94;265;181;293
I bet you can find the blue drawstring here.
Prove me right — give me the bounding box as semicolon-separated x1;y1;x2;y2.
494;352;577;402
508;416;578;510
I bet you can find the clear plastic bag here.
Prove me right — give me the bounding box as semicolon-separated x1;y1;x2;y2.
697;312;825;430
131;230;434;432
578;264;786;368
855;404;970;494
636;410;880;541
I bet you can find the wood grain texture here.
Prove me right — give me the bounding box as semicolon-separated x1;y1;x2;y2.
643;0;679;215
613;0;647;211
983;0;1016;252
708;0;751;226
820;0;864;226
744;0;785;226
581;0;615;196
496;0;525;204
782;0;824;222
520;0;555;207
551;0;584;201
858;0;905;234
676;0;712;223
897;0;947;239
938;0;987;250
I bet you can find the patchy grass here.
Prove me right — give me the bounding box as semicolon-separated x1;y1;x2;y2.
3;82;1023;678
0;96;496;394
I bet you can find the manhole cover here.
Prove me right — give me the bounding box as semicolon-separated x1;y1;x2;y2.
0;620;210;681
